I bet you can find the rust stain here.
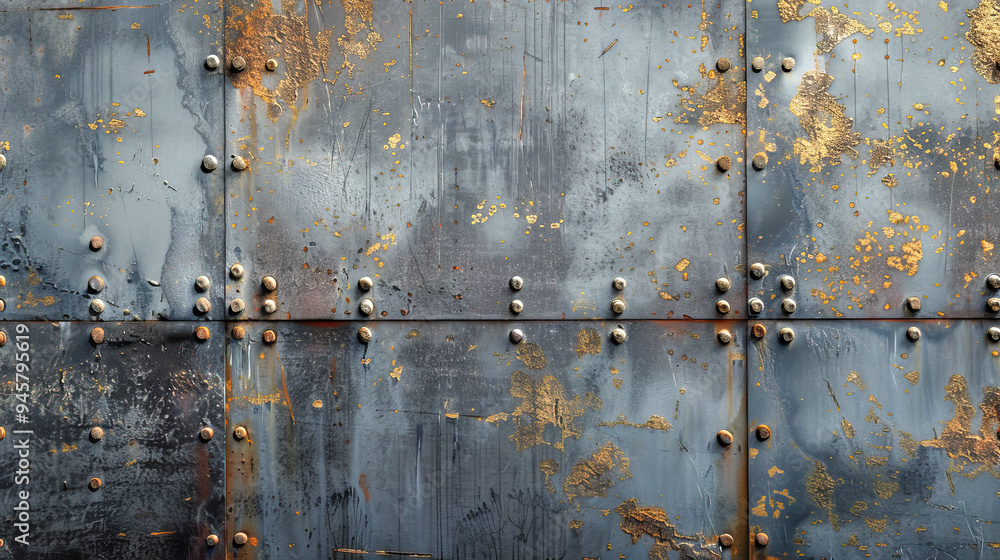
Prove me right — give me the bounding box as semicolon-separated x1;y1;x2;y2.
778;0;873;53
805;460;841;530
596;413;672;432
280;363;295;424
615;499;721;560
539;459;559;494
563;442;632;502
576;327;602;357
920;374;1000;479
358;473;371;501
966;0;1000;83
789;71;861;172
516;342;548;370
505;370;602;452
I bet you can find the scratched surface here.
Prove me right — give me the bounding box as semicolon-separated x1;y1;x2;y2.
0;6;225;321
748;319;1000;557
0;322;225;559
747;0;1000;318
227;320;747;559
223;0;746;321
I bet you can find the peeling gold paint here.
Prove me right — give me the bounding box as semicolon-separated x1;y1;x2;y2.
564;442;631;502
539;458;559;494
806;460;841;530
516;342;547;370
846;371;866;390
576;328;602;357
778;0;874;53
596;414;672;432
904;371;920;385
790;72;861;172
674;76;746;127
568;519;583;529
506;371;602;452
616;499;721;560
390;366;402;380
842;418;856;439
966;0;1000;83
881;173;897;188
920;374;1000;478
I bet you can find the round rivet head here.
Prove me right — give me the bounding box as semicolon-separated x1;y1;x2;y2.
90;299;105;314
510;299;524;314
0;427;5;440
90;427;104;441
90;235;104;251
611;327;628;344
509;276;524;291
755;533;769;546
781;57;795;71
719;533;735;548
230;263;245;279
0;332;6;346
206;534;219;547
200;427;214;441
906;296;921;312
358;276;373;291
195;297;212;314
231;325;245;340
262;299;277;314
906;326;921;341
779;327;795;343
88;477;102;491
989;298;1000;313
988;274;1000;290
509;329;524;344
262;276;278;291
612;277;627;291
90;327;105;344
195;326;211;340
230;299;245;314
359;298;375;316
265;58;278;71
752;152;767;171
358;326;373;343
233;426;248;440
201;154;218;172
717;329;732;345
205;54;220;69
781;298;797;314
716;299;731;314
232;155;248;171
0;299;5;312
716;57;731;73
752;323;767;338
752;56;764;71
0;153;6;171
231;56;247;72
611;298;626;314
234;532;249;546
195;275;211;292
88;275;105;293
749;263;766;279
716;277;731;293
748;297;764;315
716;155;731;172
262;329;277;343
779;275;795;291
756;424;772;441
717;429;734;446
988;327;1000;342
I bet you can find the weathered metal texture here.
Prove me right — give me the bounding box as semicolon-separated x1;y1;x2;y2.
748;319;1000;557
747;0;1000;318
223;0;746;321
228;320;746;559
0;6;225;321
0;321;225;558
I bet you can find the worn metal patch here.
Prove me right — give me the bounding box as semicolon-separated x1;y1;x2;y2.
227;320;746;559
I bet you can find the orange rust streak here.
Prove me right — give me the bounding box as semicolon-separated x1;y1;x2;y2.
143;70;155;74
594;6;609;9
149;531;176;536
280;363;295;424
146;34;150;58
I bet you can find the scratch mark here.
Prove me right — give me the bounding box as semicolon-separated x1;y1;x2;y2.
599;38;618;58
824;379;841;413
281;363;295;424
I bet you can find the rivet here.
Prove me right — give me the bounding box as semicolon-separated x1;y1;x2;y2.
195;326;211;340
509;329;524;344
262;275;278;291
205;54;220;69
234;532;249;546
195;297;212;314
0;427;5;440
752;323;767;338
748;297;764;315
358;276;373;291
751;152;767;170
751;56;764;71
781;57;795;71
200;427;214;441
988;327;1000;342
262;329;277;343
0;275;5;287
230;263;245;279
262;299;278;314
716;155;731;172
359;298;375;316
90;235;104;251
233;426;248;440
232;155;248;171
90;299;105;314
0;299;5;312
716;300;731;314
716;329;732;345
716;277;731;292
779;327;795;343
265;58;278;71
231;325;246;340
510;299;524;314
610;326;628;344
358;326;373;343
779;275;795;291
717;429;734;446
195;275;211;292
611;298;626;314
755;533;769;546
88;477;102;491
989;298;1000;313
612;277;627;291
756;424;772;441
88;275;105;293
231;56;247;72
716;57;731;73
206;534;219;547
906;296;921;312
0;331;5;346
229;299;246;314
749;262;766;279
988;274;1000;290
90;327;105;344
781;298;797;314
906;326;921;341
0;153;6;171
90;427;104;441
509;276;524;291
201;154;218;172
719;534;735;548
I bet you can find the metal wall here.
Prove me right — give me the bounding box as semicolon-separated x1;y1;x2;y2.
1;0;999;558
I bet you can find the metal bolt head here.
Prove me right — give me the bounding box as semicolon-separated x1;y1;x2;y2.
195;297;212;314
359;297;375;316
262;275;278;291
205;54;220;69
0;331;5;346
756;424;772;441
719;533;735;548
262;329;277;343
195;326;211;340
716;299;731;314
265;58;278;71
755;532;769;546
510;299;524;314
201;154;218;172
906;326;921;341
779;327;795;343
90;235;104;251
717;329;733;345
716;277;731;292
612;277;627;291
232;155;248;171
509;329;524;344
717;429;734;446
752;152;767;170
988;274;1000;290
88;275;105;293
752;56;764;71
200;427;214;441
716;155;731;172
358;326;373;343
611;298;626;314
779;275;795;291
988;327;1000;342
0;299;5;312
195;275;211;292
90;327;105;344
752;323;767;338
262;299;278;314
906;296;922;312
0;153;6;171
748;297;764;315
88;477;102;491
234;532;249;546
206;534;219;547
0;427;5;440
781;57;795;71
749;262;766;279
358;276;373;291
230;263;245;279
610;327;628;344
231;56;247;72
231;326;246;340
233;426;248;440
90;427;104;441
90;299;106;314
989;298;1000;313
781;298;797;314
716;57;731;73
230;299;246;314
509;276;524;291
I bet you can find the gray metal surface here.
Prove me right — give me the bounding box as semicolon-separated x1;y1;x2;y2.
0;321;225;558
748;319;1000;557
747;0;1000;318
224;0;746;321
0;6;225;321
227;320;747;559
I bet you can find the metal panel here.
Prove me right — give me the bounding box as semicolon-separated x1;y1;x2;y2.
224;0;746;321
0;7;225;321
227;320;746;559
747;0;1000;318
748;319;1000;557
0;321;225;558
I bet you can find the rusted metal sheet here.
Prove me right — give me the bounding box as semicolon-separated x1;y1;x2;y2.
747;0;1000;318
0;321;225;558
0;6;225;321
227;320;746;559
223;0;746;321
748;319;1000;557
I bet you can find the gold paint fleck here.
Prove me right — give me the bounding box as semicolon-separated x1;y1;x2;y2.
596;414;672;432
569;519;584;529
539;459;560;494
847;370;866;390
675;258;690;272
563;442;631;502
516;342;547;370
790;72;861;172
390;366;402;380
768;465;784;478
842;418;856;439
881;173;897;188
806;460;841;530
904;370;920;385
312;400;323;408
576;328;602;358
850;501;868;515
